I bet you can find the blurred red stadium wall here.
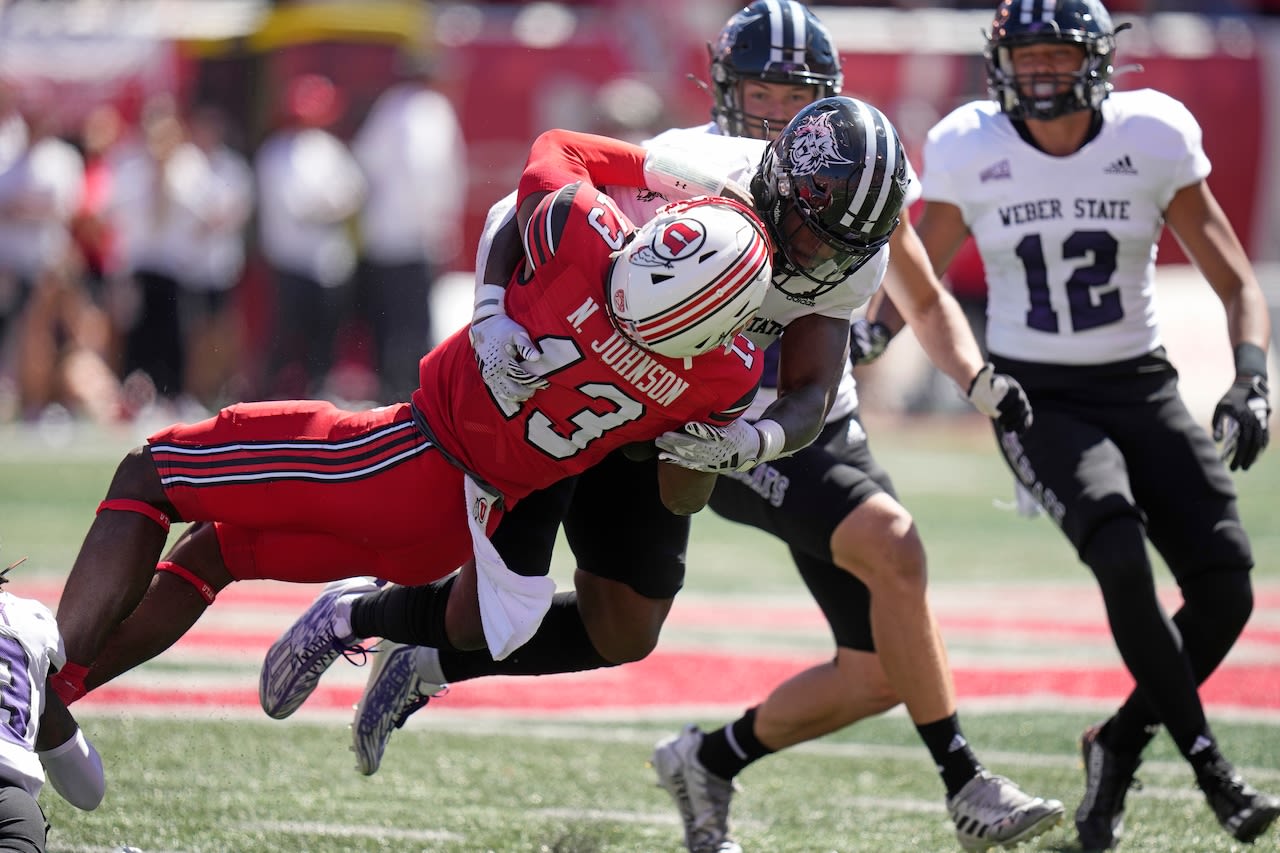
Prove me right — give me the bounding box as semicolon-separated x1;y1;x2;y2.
1;2;1269;282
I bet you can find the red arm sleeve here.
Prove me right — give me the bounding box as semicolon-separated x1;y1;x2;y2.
517;129;648;208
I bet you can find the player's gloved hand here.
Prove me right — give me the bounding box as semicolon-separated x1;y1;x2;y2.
967;364;1033;434
1213;375;1270;471
849;318;891;366
469;313;548;404
656;418;785;473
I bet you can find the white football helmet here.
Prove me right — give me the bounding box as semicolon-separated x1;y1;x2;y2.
607;196;772;358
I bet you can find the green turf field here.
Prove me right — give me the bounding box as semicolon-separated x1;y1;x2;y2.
5;414;1279;852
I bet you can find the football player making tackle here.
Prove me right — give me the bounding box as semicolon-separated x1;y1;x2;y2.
47;144;775;709
264;5;1064;849
860;0;1278;847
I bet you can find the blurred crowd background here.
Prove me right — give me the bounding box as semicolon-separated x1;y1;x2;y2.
1;0;1277;432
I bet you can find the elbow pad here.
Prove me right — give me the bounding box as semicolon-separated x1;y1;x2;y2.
39;728;105;810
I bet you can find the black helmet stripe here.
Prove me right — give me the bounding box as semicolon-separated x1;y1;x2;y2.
766;0;807;68
839;101;896;236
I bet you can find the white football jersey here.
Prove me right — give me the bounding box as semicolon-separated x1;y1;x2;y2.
0;590;66;797
477;123;913;423
922;89;1210;365
617;124;905;422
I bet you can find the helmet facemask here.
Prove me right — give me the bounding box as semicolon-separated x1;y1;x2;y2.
985;0;1126;121
753;97;908;300
708;0;843;140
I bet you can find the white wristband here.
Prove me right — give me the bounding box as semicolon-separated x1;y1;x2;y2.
754;418;787;463
473;284;508;322
642;147;727;200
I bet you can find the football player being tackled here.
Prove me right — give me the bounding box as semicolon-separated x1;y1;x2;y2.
265;4;1071;851
49;143;777;717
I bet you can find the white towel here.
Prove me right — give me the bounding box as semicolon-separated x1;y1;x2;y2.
464;475;556;660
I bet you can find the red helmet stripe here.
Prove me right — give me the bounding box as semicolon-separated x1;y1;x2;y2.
634;235;768;344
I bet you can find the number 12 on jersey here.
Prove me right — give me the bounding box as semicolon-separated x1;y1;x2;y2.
1016;229;1123;333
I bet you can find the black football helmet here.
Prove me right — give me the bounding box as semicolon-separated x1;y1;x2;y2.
751;96;907;298
710;0;843;139
985;0;1124;120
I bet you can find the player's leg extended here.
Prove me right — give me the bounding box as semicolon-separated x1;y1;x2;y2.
1101;387;1277;842
749;551;898;751
85;521;232;693
993;374;1258;846
54;444;178;702
1112;389;1254;736
828;493;955;725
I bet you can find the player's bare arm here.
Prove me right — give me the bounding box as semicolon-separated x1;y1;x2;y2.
767;313;849;451
482;211;526;287
856;206;972;363
912;200;972;281
878;219;987;389
35;685;79;751
36;678;105;810
1163;179;1271;352
1164;177;1272;469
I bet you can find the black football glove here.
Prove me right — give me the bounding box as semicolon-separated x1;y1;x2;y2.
849;319;891;366
1213;374;1270;471
967;364;1033;434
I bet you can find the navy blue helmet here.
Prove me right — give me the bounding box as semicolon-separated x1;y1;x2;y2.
986;0;1123;120
752;96;907;298
710;0;843;138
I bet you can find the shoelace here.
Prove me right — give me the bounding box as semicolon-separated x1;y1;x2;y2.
393;684;445;729
338;642;374;667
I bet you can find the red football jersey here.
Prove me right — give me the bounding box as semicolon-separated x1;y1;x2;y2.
412;181;762;503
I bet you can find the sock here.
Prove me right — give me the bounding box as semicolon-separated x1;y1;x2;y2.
436;592;611;682
412;646;447;685
697;707;772;781
916;713;983;798
50;661;90;706
331;595;358;642
1181;728;1224;776
1098;715;1157;759
350;576;457;647
1108;569;1252;755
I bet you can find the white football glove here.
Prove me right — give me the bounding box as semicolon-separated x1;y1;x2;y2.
469;313;548;405
655;418;785;473
966;364;1033;434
